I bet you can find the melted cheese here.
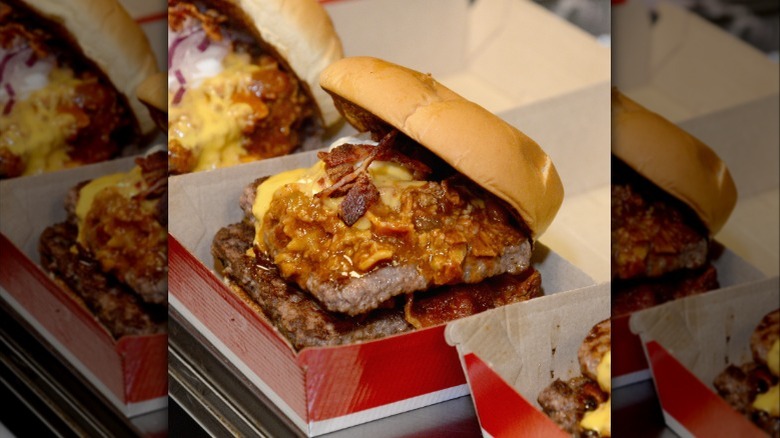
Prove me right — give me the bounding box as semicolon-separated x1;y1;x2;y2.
768;339;779;377
75;166;145;244
0;68;85;176
168;52;266;172
597;350;611;393
581;350;611;436
251;143;427;248
753;384;779;417
581;397;611;437
753;340;780;417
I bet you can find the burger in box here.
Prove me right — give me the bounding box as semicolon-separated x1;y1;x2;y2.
611;88;738;316
0;0;157;178
212;56;564;350
38;150;168;339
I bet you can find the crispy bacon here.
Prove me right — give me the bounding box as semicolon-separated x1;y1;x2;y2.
318;130;437;225
167;2;225;41
339;172;380;226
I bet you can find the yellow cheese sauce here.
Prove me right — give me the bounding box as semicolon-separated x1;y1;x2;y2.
252;158;425;249
753;339;779;416
581;350;611;436
0;68;84;176
75;166;145;244
168;52;267;172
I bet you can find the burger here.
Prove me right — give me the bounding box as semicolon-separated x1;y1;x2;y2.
714;309;779;436
538;319;611;437
611;88;738;317
0;0;158;179
211;56;564;350
38;150;168;338
167;0;343;174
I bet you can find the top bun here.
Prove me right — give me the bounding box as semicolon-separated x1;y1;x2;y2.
320;57;564;238
25;0;158;136
233;0;344;128
136;72;167;132
612;88;737;234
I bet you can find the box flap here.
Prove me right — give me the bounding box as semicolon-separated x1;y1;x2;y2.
614;0;779;122
467;0;609;107
0;158;137;257
629;276;779;386
325;0;468;77
445;282;609;409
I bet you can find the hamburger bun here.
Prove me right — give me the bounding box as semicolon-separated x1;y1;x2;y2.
612;88;737;234
233;0;344;128
136;72;167;132
23;0;158;136
319;56;564;238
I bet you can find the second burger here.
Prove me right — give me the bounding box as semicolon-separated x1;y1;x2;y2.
212;57;564;350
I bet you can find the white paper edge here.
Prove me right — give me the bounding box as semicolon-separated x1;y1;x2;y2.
169;293;308;433
308;384;469;436
661;410;696;438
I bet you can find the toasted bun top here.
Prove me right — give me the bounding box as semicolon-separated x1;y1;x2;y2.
320;57;564;238
612;88;737;234
25;0;158;136
232;0;343;128
136;72;167;113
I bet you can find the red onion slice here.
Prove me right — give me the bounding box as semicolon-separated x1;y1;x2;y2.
172;86;186;105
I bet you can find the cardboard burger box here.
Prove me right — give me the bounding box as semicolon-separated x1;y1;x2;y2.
610;0;779;386
168;151;596;436
445;282;610;437
0;157;168;417
630;276;779;437
168;0;610;435
612;0;779;124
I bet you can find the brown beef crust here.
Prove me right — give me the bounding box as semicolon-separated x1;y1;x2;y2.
38;222;167;338
404;268;541;329
578;320;610;383
611;264;718;317
211;221;412;350
714;362;779;437
538;376;608;437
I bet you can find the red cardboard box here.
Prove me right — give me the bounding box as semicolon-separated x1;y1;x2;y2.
630;276;778;437
445;283;610;437
168;150;596;436
0;158;167;417
612;245;766;387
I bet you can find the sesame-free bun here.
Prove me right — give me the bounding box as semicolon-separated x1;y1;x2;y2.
612;88;737;234
25;0;158;136
320;57;564;238
233;0;344;128
136;72;167;132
